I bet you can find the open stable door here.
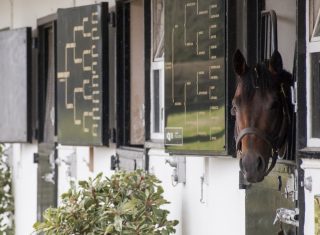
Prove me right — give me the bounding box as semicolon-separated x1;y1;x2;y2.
116;0;147;148
57;3;109;146
245;162;298;235
0;27;32;143
37;14;59;221
115;0;146;170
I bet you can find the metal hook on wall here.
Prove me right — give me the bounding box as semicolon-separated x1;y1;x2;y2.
200;175;205;204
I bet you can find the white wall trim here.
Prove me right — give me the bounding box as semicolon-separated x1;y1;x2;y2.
301;158;320;169
306;1;320;147
148;148;169;157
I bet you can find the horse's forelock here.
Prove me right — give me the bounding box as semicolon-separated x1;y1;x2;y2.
240;62;277;100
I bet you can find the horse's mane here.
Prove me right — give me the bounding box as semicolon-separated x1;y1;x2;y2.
239;62;292;101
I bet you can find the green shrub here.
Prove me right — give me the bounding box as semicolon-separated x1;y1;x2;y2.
34;170;178;235
0;145;14;234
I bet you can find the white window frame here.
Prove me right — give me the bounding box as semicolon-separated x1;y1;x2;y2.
150;61;164;140
150;0;165;141
306;0;320;146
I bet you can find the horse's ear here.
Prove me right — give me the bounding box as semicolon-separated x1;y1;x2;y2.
233;49;246;76
269;50;283;74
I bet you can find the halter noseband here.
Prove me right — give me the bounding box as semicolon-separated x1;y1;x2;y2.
236;127;279;176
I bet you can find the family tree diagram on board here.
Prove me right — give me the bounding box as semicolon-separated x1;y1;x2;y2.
57;3;108;146
165;0;226;153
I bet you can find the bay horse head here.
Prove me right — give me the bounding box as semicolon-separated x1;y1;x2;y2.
232;49;292;183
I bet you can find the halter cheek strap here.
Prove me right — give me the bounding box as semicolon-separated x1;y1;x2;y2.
236;127;273;151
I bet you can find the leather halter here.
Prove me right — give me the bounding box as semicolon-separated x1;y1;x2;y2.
234;66;290;177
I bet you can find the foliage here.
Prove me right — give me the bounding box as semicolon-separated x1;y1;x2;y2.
0;145;14;234
34;170;179;235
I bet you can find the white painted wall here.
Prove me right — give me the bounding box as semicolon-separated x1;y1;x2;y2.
0;0;11;29
11;144;37;235
0;1;245;234
301;159;320;235
149;149;245;235
265;0;296;72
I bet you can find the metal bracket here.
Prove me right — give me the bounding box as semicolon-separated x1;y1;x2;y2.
290;82;297;113
282;173;297;202
303;176;312;192
111;154;120;170
33;153;39;164
165;157;186;185
165;158;177;168
273;208;299;227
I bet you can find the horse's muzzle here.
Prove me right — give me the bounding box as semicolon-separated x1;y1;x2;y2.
239;152;267;183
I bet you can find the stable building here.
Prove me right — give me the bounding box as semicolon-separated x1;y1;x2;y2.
0;0;318;234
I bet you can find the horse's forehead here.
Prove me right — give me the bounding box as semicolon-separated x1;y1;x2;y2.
235;83;276;103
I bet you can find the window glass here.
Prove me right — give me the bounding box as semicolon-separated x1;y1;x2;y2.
153;0;164;60
310;0;320;40
153;70;160;133
312;8;320;39
311;52;320;138
43;28;55;143
307;0;320;146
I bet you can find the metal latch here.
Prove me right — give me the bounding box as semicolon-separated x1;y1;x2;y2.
273;208;299;227
302;176;312;192
110;154;120;171
165;157;186;185
290;82;297;113
282;173;298;202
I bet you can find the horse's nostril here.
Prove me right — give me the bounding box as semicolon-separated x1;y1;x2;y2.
257;156;265;172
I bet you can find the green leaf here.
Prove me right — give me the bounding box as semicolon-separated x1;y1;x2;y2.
114;215;123;232
104;224;114;235
94;172;103;181
78;180;89;189
122;199;138;212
